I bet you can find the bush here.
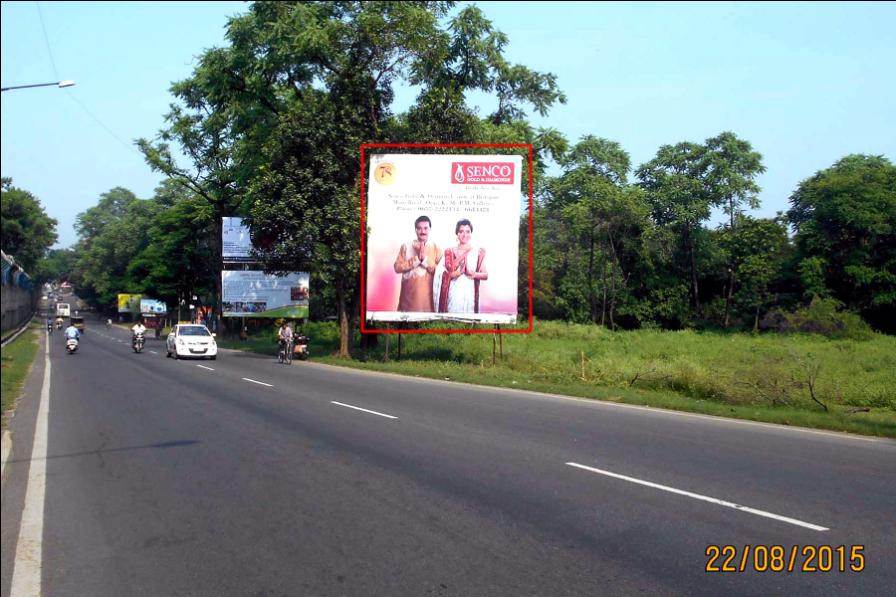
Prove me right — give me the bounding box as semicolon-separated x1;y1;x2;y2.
760;297;873;340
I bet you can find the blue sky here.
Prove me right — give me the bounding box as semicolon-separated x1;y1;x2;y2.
2;1;894;249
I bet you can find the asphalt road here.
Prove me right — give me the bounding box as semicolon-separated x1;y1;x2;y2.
2;316;894;596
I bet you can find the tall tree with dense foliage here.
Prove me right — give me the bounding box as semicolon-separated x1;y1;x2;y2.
150;1;565;355
701;132;765;327
73;187;157;308
787;154;896;332
721;215;790;329
127;179;217;312
1;178;58;273
636;142;711;321
545;137;651;327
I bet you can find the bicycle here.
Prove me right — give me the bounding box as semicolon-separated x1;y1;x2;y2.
278;339;293;365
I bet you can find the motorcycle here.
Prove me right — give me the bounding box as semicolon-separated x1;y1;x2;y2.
293;335;309;361
47;322;53;334
132;332;145;353
65;337;79;354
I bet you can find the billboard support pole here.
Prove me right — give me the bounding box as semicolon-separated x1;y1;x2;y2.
384;324;390;361
492;326;497;365
397;327;402;360
498;324;503;360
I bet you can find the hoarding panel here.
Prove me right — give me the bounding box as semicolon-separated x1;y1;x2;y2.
140;298;167;314
117;293;142;314
221;271;309;318
365;153;521;324
222;217;254;262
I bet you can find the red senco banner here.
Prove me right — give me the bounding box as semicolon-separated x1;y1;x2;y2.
451;161;516;185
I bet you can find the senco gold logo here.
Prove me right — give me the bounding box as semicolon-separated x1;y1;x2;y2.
374;162;397;185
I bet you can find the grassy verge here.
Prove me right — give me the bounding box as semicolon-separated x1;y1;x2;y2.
220;321;896;438
1;322;40;430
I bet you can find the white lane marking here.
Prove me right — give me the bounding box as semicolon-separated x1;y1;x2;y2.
307;363;888;445
149;350;158;354
197;365;215;371
331;401;398;420
11;325;51;595
566;462;829;532
242;377;273;387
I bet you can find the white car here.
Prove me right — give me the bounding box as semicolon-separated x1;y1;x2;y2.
166;324;218;360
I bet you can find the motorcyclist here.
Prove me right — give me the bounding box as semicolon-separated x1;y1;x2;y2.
47;317;53;333
132;321;146;343
64;324;81;341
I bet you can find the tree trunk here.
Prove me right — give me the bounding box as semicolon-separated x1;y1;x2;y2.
609;258;616;330
336;282;350;358
600;261;607;327
686;225;700;314
723;204;735;328
213;214;223;333
724;269;735;328
587;227;596;323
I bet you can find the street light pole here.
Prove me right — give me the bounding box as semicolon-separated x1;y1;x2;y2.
1;80;75;92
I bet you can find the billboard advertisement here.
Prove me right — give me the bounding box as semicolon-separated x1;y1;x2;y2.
365;153;522;323
222;271;310;318
140;298;167;314
222;217;254;262
117;293;142;314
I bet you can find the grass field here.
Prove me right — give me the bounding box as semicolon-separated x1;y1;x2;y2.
1;323;40;430
220;320;896;438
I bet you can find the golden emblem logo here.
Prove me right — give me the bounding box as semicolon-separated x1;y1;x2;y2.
374;162;397;185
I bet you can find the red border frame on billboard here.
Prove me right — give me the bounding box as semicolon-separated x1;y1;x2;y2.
360;143;534;335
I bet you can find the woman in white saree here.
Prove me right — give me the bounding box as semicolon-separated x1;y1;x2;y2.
437;219;488;314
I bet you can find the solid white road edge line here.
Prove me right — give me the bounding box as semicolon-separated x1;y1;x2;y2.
197;365;215;371
10;326;51;595
242;377;273;387
331;401;398;420
565;462;829;532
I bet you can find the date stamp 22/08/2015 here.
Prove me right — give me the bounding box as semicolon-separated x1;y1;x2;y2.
705;545;865;573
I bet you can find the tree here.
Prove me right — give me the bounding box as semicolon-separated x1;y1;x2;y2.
156;1;566;356
35;248;77;284
787;154;896;332
636;142;710;318
1;178;58;273
73;188;157;308
721;215;789;330
547;137;650;327
701;132;765;327
127;179;217;312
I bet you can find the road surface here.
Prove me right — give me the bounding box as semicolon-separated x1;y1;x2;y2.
2;316;894;595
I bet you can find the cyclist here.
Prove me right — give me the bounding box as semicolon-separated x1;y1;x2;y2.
277;321;293;362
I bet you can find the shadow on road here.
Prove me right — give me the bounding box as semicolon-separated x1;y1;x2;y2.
9;440;200;463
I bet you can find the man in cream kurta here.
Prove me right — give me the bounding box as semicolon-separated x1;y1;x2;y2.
394;215;442;312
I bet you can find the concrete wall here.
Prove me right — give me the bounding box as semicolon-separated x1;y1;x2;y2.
1;285;35;336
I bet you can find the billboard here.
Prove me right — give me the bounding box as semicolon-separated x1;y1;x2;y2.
222;217;254;262
140;298;167;314
364;154;522;323
117;293;142;314
222;271;310;318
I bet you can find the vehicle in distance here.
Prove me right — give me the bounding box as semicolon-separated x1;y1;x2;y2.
166;324;217;360
56;303;71;317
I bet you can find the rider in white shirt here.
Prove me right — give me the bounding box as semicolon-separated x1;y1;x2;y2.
64;325;80;340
